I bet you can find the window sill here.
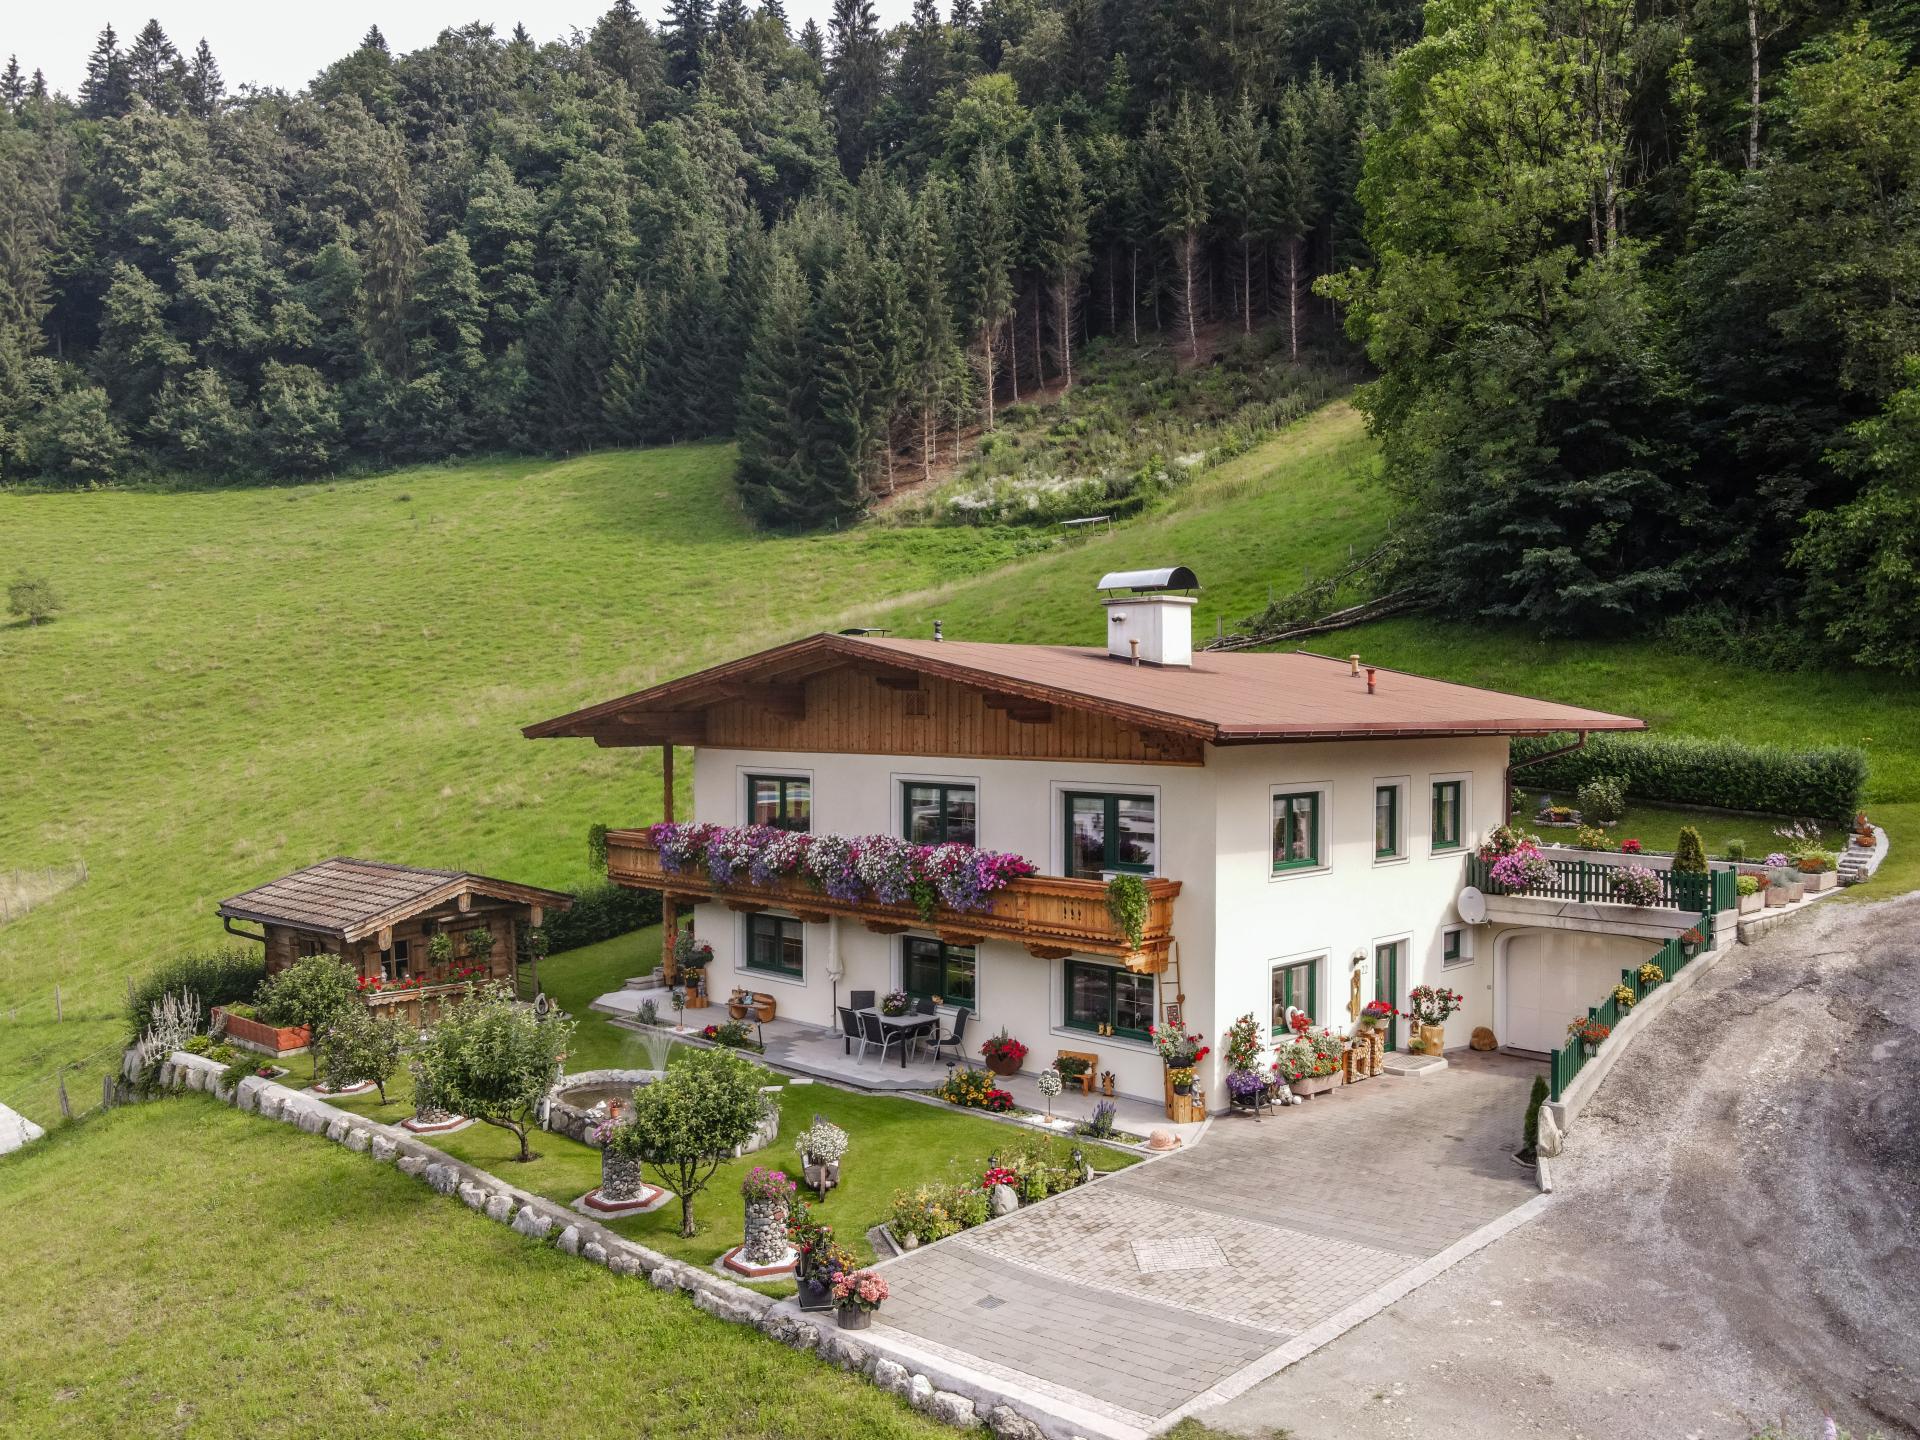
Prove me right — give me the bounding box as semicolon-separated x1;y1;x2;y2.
1372;853;1410;869
734;965;808;989
1053;1026;1154;1053
1269;863;1330;882
1441;958;1475;970
1429;846;1466;859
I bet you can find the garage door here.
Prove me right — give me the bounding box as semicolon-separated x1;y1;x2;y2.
1502;931;1643;1055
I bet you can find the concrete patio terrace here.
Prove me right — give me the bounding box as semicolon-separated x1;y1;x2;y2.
588;985;1210;1146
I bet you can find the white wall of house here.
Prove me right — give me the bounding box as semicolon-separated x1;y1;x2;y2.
1202;737;1509;1069
681;734;1524;1105
689;746;1219;1103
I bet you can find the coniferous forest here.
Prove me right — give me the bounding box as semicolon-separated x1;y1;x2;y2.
0;0;1914;667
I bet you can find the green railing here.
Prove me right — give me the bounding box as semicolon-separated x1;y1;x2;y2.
1466;853;1717;914
1550;934;1696;1101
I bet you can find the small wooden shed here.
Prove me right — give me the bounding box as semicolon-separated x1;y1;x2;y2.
217;858;572;1027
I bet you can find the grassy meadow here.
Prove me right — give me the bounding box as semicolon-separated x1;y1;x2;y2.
0;1099;961;1440
3;397;1915;1124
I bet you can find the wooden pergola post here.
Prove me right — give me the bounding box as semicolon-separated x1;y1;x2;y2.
661;743;678;985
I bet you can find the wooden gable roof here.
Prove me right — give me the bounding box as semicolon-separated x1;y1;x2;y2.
217;858;572;943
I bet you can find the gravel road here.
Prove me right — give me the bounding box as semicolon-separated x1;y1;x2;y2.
1205;894;1920;1440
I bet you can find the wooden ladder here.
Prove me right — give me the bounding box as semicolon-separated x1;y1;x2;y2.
1161;938;1189;1030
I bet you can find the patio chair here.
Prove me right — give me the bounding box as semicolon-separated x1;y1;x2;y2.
909;997;939;1059
849;989;876;1011
932;1006;972;1064
837;1006;866;1059
858;1010;906;1066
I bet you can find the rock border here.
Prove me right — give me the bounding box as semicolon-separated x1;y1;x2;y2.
120;1049;1078;1439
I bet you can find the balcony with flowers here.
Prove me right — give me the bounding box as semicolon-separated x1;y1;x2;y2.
605;823;1180;970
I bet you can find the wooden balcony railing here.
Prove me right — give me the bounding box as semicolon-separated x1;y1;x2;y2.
605;829;1181;971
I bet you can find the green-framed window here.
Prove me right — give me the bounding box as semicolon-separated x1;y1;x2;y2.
1442;927;1467;967
748;775;811;833
1063;792;1156;880
1431;780;1463;851
902;937;976;1007
1270;957;1320;1032
903;782;977;846
1272;791;1322;871
1375;784;1401;858
1064;960;1155;1040
743;913;804;978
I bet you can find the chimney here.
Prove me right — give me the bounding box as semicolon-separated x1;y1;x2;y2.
932;619;943;643
1366;666;1377;695
1097;567;1198;668
1349;654;1361;676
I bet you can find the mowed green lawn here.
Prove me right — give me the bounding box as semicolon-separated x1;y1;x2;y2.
4;401;1916;1124
0;443;1044;1119
0;1099;957;1440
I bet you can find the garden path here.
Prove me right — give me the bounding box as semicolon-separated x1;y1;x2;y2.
867;1050;1542;1437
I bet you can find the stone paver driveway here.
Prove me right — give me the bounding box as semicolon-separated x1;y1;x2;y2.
870;1052;1541;1436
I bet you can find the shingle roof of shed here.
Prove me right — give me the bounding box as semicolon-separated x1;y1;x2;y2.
217;859;571;942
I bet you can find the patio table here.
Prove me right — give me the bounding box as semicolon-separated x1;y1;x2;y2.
856;1007;939;1068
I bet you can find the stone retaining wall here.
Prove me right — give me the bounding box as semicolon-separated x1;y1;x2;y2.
129;1051;1066;1440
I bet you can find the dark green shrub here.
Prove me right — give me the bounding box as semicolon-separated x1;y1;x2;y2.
1522;1075;1549;1158
1673;826;1709;874
1575;774;1627;823
1510;732;1866;822
125;947;267;1042
586;823;609;874
543;881;662;953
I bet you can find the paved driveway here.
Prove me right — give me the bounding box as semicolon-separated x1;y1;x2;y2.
870;1052;1542;1437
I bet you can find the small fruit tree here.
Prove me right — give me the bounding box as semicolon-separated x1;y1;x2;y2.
417;981;574;1161
256;952;359;1083
318;1005;409;1102
617;1047;768;1237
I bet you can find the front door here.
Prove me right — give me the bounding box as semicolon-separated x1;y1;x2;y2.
1374;940;1403;1051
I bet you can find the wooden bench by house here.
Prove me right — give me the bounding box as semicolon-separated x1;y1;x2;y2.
1055;1049;1098;1095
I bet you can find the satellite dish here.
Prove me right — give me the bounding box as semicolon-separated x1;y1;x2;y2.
1457;887;1488;925
533;992;552;1020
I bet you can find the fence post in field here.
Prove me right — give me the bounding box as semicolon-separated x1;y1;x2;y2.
58;1075;71;1120
55;984;62;1021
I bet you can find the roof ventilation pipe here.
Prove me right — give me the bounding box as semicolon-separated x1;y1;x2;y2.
1098;566;1199;668
933;619;943;642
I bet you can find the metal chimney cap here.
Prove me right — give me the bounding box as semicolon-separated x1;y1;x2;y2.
1096;566;1198;594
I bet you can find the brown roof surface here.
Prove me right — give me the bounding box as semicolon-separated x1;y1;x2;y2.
217;859;571;942
524;633;1644;744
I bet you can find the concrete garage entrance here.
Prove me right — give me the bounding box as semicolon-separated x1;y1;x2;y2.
1498;929;1654;1054
867;1052;1544;1439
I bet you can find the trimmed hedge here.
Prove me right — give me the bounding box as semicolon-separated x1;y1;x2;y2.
543;880;663;955
1511;732;1867;822
125;946;268;1042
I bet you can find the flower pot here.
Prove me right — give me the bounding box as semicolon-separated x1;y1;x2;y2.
1806;871;1837;892
802;1159;840;1195
1172;1080;1192;1096
1764;887;1789;908
1582;1042;1597;1058
1786;882;1805;902
1737;892;1762;915
1288;1074;1335;1098
1361;1015;1386;1030
984;1054;1021;1077
1414;1023;1446;1055
837;1305;873;1330
796;1274;836;1312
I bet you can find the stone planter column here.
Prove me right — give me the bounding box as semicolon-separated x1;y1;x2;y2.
600;1148;643;1204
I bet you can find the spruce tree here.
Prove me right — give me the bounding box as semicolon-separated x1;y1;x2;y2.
601;281;651;442
1218;94;1274;334
1;56;24;113
1153;93;1220;358
954;145;1015;429
733;253;819;526
663;0;713;88
903;183;963;479
799;19;826;66
827;0;886;174
1270;82;1319;359
810;242;884;519
185;40;224;118
362;26;389;52
126;20;185;114
1027;124;1091;386
363;144;425;378
79;26;130;119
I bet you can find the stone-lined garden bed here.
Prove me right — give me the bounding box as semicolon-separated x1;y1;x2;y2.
123;1049;1068;1440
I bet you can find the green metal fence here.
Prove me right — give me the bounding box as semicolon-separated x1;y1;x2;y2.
1467;853;1719;914
1550;933;1695;1101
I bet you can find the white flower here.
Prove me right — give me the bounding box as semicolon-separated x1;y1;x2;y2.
1035;1068;1063;1098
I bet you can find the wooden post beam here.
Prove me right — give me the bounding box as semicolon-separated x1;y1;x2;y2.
661;743;678;985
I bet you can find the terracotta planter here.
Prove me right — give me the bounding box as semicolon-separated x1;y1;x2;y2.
984;1053;1021;1077
837;1306;873;1330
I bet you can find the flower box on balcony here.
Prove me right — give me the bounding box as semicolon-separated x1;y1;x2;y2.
606;825;1180;969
